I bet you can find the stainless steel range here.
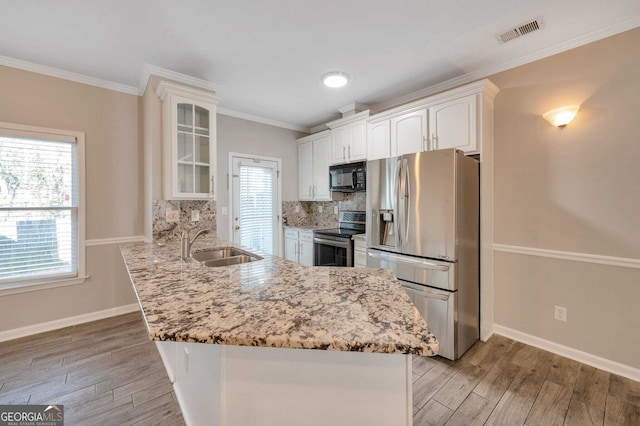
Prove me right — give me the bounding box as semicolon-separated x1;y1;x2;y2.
313;211;366;267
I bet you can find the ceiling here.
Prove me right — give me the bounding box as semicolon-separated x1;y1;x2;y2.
1;1;639;131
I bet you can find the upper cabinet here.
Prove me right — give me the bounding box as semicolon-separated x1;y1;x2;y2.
390;108;428;156
428;94;476;153
367;120;391;161
367;80;498;159
327;110;369;165
157;81;221;200
297;130;332;201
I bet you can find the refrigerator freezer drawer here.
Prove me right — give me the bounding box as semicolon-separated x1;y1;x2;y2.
366;248;456;291
400;281;456;361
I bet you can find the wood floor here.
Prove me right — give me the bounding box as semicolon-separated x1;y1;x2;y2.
1;313;638;425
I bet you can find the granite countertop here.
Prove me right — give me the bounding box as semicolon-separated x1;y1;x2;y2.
120;238;438;356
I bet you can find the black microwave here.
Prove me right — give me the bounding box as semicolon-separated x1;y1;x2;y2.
329;161;366;192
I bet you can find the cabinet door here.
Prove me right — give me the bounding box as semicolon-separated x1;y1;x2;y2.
391;109;427;157
166;97;217;200
347;120;367;161
298;141;314;201
313;135;332;201
428;94;477;153
330;126;347;165
284;237;299;262
299;239;314;266
368;120;391;161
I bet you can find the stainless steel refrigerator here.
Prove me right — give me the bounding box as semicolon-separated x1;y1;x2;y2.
366;148;479;360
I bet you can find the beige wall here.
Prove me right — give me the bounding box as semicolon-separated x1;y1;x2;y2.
0;66;141;331
216;114;305;240
490;28;640;368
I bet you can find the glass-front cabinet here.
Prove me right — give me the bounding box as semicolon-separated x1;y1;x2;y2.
157;81;221;200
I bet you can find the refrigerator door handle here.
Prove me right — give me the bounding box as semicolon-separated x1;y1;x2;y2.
403;158;410;245
395;158;402;248
367;249;450;271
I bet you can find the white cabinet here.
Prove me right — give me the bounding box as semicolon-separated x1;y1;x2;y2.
157;81;221;200
366;80;495;160
367;120;391;161
327;111;369;165
298;131;331;201
353;236;367;268
284;228;314;266
428;94;477;154
390;108;428;157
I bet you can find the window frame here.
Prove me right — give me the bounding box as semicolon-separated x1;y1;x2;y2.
0;122;86;296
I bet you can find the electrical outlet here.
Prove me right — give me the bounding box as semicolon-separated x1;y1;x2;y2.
166;209;179;223
295;205;300;213
191;210;200;222
333;206;338;214
318;205;323;213
554;305;567;322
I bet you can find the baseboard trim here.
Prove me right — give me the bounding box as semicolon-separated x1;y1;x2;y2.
0;303;140;343
494;324;640;382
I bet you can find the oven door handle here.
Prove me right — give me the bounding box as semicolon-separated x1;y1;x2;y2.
313;237;351;249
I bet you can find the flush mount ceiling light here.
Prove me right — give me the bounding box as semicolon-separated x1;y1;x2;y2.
322;71;349;88
543;105;580;127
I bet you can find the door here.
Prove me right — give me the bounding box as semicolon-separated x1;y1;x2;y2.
401;150;457;261
298;141;313;200
400;280;456;360
330;126;347;165
390;109;427;156
367;120;391;161
231;154;280;255
428;94;477;153
348;120;367;161
312;135;331;200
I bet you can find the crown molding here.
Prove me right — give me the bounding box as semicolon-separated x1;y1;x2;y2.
139;63;219;95
217;107;309;133
0;54;138;95
337;102;370;115
372;16;640;113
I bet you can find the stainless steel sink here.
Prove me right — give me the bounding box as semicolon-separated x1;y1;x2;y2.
192;247;263;267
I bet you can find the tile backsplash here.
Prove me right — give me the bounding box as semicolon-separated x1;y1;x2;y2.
282;192;366;227
152;199;216;242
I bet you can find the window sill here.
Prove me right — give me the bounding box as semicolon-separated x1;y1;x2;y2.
0;276;89;296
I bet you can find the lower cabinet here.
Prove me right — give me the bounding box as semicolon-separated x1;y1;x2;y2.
284;228;314;266
353;236;367;268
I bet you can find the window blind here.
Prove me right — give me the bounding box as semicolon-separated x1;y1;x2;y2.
0;134;79;284
238;164;274;255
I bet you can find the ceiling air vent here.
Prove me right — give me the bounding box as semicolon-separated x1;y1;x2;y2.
496;17;544;44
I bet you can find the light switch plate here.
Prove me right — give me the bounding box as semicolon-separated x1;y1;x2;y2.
295;205;300;213
191;210;200;222
166;209;179;223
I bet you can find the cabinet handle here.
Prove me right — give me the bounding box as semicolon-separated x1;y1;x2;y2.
299;242;303;257
211;176;215;196
312;185;315;197
423;136;428;151
432;134;437;150
348;145;351;160
342;145;346;161
308;185;312;197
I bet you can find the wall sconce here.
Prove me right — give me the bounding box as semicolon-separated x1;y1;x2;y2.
542;105;580;127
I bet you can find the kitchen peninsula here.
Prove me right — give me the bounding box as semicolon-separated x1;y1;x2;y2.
121;238;437;426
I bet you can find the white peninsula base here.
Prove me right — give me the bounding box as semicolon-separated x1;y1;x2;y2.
155;341;413;426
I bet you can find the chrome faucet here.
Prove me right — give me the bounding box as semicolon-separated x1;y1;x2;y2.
180;227;210;260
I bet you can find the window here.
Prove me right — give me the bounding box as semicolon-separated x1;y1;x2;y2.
0;122;85;294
